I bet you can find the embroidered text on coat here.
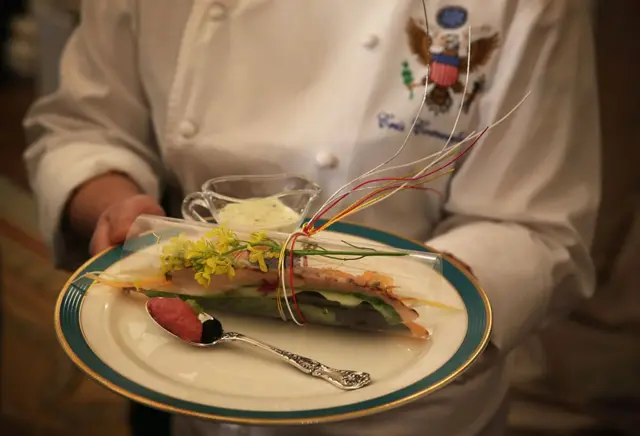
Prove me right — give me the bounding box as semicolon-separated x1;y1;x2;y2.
377;112;466;142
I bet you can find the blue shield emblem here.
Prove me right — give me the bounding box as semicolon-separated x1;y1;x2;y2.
436;6;468;30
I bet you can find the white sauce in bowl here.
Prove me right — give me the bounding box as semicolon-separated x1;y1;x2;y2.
215;196;302;232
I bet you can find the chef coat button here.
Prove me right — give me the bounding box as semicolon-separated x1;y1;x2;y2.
362;34;380;50
178;120;198;138
208;3;229;20
315;152;339;169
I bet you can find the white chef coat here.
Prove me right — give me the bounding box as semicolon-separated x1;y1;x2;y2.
23;1;600;435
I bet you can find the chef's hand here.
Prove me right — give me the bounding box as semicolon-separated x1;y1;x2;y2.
66;172;165;255
89;194;165;255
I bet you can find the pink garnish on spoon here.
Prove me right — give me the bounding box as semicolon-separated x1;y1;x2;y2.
147;297;203;343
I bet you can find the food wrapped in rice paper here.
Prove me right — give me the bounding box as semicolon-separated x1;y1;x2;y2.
88;215;453;339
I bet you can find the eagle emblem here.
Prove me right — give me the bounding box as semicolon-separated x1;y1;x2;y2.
402;16;499;115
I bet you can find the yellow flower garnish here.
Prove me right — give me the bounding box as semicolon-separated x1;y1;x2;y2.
206;226;238;253
249;231;268;243
247;245;268;272
160;235;190;274
159;226;279;286
205;257;235;277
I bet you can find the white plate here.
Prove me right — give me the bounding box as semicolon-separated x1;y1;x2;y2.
56;221;490;425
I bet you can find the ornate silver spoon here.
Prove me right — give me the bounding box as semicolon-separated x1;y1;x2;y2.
145;299;372;390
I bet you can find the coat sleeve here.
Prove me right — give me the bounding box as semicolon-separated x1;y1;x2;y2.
427;0;601;351
23;0;162;267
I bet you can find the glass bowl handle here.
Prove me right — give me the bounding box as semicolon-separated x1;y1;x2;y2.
181;192;210;223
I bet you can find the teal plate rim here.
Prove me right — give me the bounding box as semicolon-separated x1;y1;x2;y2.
55;220;492;425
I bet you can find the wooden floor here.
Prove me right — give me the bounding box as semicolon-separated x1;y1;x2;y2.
0;78;131;436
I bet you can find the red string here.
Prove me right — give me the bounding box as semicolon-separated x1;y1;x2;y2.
331;184;441;224
352;127;488;192
310;127;489;227
304;193;350;234
295;129;489;322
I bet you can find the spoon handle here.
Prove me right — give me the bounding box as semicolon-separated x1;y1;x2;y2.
220;332;371;390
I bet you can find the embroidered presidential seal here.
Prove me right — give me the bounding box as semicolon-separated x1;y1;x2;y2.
401;6;499;115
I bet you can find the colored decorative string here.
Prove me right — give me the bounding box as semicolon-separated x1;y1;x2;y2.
272;0;435;323
308;0;435;225
308;28;471;225
305;87;530;233
275;3;532;324
344;126;489;216
357;89;531;182
311;170;455;236
275;231;307;325
276;0;449;323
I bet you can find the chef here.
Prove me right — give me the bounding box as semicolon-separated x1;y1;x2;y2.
23;1;600;435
